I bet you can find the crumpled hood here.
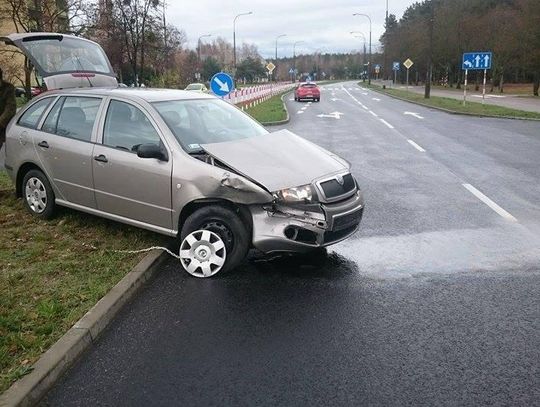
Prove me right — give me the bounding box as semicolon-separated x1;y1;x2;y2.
201;129;348;192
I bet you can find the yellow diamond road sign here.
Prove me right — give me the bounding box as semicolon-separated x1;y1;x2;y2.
403;58;414;69
266;62;276;73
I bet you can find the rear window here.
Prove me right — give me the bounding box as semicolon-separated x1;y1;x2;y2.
18;97;54;129
301;84;317;88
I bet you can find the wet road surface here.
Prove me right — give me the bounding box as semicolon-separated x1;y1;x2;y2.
42;82;540;406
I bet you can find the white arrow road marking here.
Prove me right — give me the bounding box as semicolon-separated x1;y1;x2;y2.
404;111;425;119
213;77;229;92
317;111;344;119
463;184;517;222
380;119;394;129
330;98;341;101
407;139;426;152
372;98;381;101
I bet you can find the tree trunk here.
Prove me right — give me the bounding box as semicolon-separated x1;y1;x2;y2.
499;72;504;93
533;72;539;97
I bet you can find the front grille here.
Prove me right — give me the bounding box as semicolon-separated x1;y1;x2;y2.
332;207;364;231
324;225;358;243
319;174;355;199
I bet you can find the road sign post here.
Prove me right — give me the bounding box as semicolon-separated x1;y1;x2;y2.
462;51;492;106
403;59;413;92
392;62;400;87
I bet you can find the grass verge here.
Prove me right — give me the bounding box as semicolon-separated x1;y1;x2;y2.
246;90;291;124
0;171;169;393
364;84;540;120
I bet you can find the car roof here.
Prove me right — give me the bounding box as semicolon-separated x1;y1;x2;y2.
41;87;216;102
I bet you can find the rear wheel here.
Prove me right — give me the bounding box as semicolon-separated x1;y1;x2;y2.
22;169;56;219
179;206;250;278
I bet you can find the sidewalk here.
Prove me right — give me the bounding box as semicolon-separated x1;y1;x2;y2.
373;81;540;114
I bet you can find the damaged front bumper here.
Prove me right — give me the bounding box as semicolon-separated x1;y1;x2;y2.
250;190;364;253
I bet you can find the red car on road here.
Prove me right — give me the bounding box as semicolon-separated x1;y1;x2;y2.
294;82;320;102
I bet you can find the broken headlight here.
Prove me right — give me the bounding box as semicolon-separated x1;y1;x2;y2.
273;184;318;204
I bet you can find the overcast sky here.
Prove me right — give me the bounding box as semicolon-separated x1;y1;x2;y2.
166;0;416;59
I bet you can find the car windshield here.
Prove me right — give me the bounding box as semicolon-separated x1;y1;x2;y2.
153;98;268;153
20;37;112;75
186;84;202;90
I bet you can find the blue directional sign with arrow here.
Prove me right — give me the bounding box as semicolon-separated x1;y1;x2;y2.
392;62;400;71
462;52;492;70
210;72;234;97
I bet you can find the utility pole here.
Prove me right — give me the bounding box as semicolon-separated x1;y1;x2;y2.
350;32;367;81
424;1;434;99
233;11;252;73
197;34;211;76
384;0;388;80
353;13;372;85
275;34;287;82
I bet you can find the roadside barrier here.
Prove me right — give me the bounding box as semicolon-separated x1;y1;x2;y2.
219;82;296;109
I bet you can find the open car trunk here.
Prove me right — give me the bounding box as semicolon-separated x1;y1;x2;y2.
1;32;118;90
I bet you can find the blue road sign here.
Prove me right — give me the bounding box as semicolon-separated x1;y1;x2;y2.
462;52;492;70
210;72;234;97
288;68;294;74
392;61;400;71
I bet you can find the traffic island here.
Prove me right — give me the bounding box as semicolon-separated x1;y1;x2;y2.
0;171;170;400
245;90;292;126
364;83;540;121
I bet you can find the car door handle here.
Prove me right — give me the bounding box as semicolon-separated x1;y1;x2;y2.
38;141;49;148
94;154;108;163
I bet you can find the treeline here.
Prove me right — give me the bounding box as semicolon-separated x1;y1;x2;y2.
381;0;540;95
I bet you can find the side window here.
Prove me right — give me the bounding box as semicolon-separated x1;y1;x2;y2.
103;100;161;152
42;96;101;142
18;98;53;129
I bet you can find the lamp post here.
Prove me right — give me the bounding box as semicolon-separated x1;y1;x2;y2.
274;34;287;82
350;31;367;81
197;34;212;76
233;11;253;73
353;13;372;84
293;40;304;83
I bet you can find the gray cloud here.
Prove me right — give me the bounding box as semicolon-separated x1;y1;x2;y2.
166;0;415;58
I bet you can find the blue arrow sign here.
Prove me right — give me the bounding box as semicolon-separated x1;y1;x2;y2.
462;52;492;70
210;72;234;97
392;61;400;71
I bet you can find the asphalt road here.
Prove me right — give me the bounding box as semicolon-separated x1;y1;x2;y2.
42;82;540;406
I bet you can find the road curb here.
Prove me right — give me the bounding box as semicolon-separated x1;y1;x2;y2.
367;86;540;122
0;250;169;407
260;91;292;126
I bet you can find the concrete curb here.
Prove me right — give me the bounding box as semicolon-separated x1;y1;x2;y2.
367;86;540;122
260;91;292;126
0;250;169;407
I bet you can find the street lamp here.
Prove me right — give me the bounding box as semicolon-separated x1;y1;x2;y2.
274;34;287;82
233;11;253;72
350;31;367;81
197;34;212;69
353;13;372;84
293;40;304;83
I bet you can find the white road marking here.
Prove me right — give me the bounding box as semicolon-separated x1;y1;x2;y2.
362;92;368;95
404;111;425;119
380;119;394;129
301;106;307;110
369;110;378;117
462;184;517;222
372;98;381;101
297;111;304;114
289;98;294;101
317;111;344;119
407;139;426;152
330;98;341;101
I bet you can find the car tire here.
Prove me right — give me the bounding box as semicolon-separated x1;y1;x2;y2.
21;169;56;219
179;205;250;277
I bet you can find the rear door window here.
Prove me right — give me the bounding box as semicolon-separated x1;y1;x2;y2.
18;97;54;129
41;96;102;142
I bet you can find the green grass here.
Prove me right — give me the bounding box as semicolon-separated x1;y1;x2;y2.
16;98;27;108
365;84;540;120
0;171;169;393
246;90;291;124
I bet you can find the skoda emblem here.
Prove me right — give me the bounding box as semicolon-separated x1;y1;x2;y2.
335;175;344;185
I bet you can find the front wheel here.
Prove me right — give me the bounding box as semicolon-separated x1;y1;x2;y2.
179;206;250;278
22;169;56;219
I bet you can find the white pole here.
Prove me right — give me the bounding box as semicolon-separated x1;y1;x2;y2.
406;68;410;92
463;69;468;106
482;69;487;105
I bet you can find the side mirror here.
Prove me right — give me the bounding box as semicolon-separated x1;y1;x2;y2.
137;143;168;161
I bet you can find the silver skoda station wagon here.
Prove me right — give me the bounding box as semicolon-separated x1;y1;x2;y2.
2;33;364;278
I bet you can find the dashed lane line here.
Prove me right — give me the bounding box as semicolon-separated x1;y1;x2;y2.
463;184;518;222
380;119;394;129
407;139;426;152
